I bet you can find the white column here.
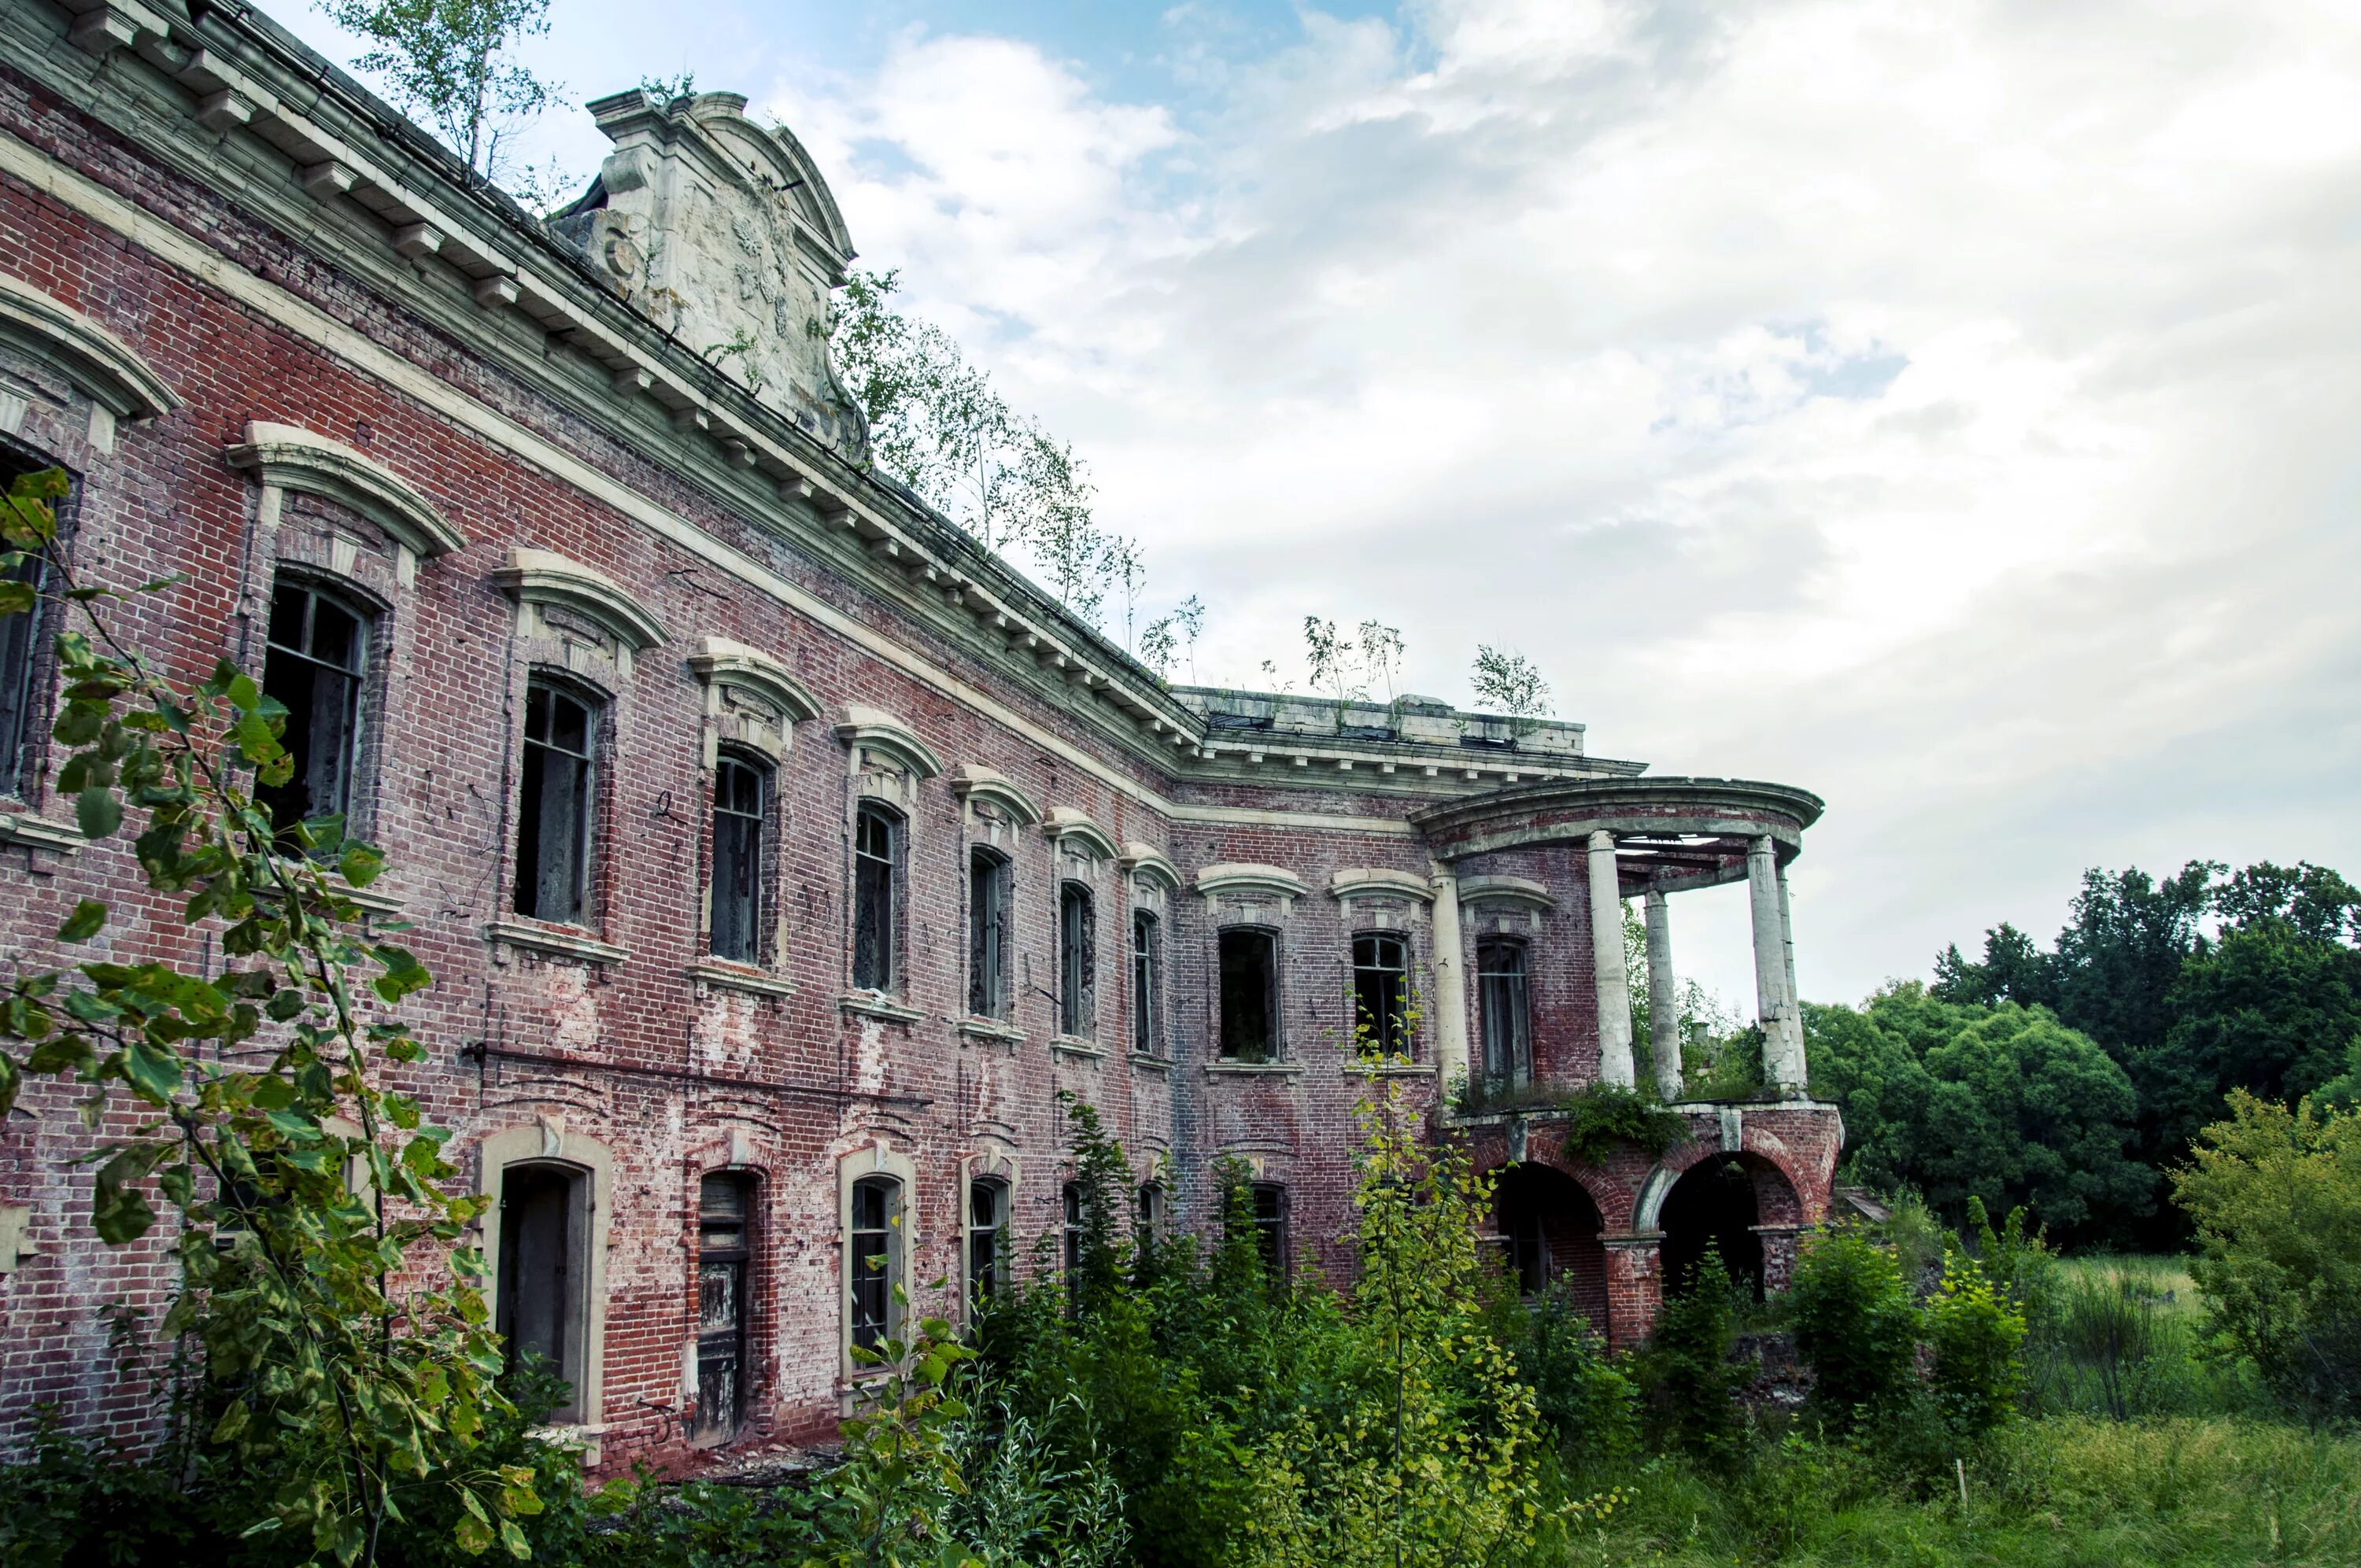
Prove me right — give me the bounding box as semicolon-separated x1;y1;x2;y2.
1749;836;1806;1094
1428;864;1469;1095
1644;887;1683;1101
1587;831;1635;1089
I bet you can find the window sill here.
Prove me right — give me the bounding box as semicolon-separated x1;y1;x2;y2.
687;959;796;1000
0;810;83;856
1129;1052;1172;1072
484;917;628;965
955;1015;1025;1046
1343;1061;1436;1077
839;991;925;1025
1050;1036;1107;1060
1204;1061;1303;1077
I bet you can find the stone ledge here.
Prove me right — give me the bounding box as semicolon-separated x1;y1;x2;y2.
1050;1036;1108;1061
1129;1052;1173;1073
483;917;629;965
1342;1061;1437;1077
839;991;925;1025
686;959;796;999
1203;1061;1304;1078
0;811;83;855
955;1015;1025;1046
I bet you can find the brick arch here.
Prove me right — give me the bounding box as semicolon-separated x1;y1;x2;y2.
1636;1138;1807;1233
1493;1160;1609;1330
1525;1146;1637;1233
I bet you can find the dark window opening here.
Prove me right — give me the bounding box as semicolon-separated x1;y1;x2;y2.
497;1163;582;1419
1352;932;1410;1056
1218;928;1280;1061
969;847;1011;1019
1136;1182;1166;1243
849;1175;899;1352
1131;911;1160;1056
1062;1181;1084;1296
1059;882;1096;1039
1251;1183;1289;1281
0;452;59;799
709;753;769;964
852;802;901;991
1477;939;1532;1087
515;679;596;924
967;1178;1006;1310
258;578;368;849
693;1174;752;1444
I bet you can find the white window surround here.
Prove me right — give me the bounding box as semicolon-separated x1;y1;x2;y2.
687;636;822;762
950;764;1041;827
1042;806;1118;863
1118;841;1181;895
494;548;668;676
1456;874;1557;913
1195;863;1308;916
0;271;179;422
834;704;943;783
839;1139;921;1382
1329;868;1435;905
476;1123;614;1458
224;421;467;587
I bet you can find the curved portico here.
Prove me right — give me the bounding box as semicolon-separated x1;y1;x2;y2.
1413;777;1837;1347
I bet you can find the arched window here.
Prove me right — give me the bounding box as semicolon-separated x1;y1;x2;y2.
967;1177;1007;1309
1059;882;1096;1039
852;802;903;991
258;577;370;848
1477;938;1532;1087
1131;911;1160;1057
708;751;770;964
1218;928;1281;1061
848;1175;900;1352
496;1161;589;1419
515;677;598;924
969;847;1011;1019
1352;932;1410;1057
693;1173;753;1443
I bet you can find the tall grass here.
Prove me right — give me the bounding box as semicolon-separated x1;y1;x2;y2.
2027;1256;2262;1419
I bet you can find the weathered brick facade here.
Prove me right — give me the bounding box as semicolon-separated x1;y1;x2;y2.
0;0;1838;1464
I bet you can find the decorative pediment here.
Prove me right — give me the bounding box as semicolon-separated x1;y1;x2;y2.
555;90;859;445
686;636;822;724
1043;807;1118;862
1330;868;1435;905
0;272;177;420
834;705;942;781
494;548;668;667
950;765;1041;827
1457;875;1557;913
1119;842;1182;894
226;422;465;562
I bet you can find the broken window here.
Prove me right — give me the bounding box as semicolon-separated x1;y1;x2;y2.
1352;932;1410;1056
1251;1182;1289;1281
0;452;59;799
1131;911;1160;1057
515;678;597;924
852;802;901;991
693;1173;752;1443
258;577;368;848
708;752;769;965
1136;1182;1166;1245
1062;1181;1084;1298
848;1175;900;1354
969;847;1011;1019
497;1162;585;1419
967;1177;1006;1310
1058;882;1095;1039
1477;938;1532;1087
1218;927;1280;1061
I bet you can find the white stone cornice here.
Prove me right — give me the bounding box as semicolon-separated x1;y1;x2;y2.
1043;806;1118;861
1456;875;1557;913
1118;842;1182;894
0;271;178;419
686;636;822;724
834;705;943;781
950;765;1041;827
1195;864;1308;903
1329;867;1435;905
494;548;668;655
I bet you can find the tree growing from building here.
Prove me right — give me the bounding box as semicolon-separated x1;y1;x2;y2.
323;0;562;186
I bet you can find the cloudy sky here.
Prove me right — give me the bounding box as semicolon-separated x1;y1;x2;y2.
280;0;2361;1009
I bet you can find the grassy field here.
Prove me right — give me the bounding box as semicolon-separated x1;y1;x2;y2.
1565;1416;2361;1566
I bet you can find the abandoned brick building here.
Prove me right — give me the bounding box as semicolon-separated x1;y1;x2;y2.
0;0;1840;1460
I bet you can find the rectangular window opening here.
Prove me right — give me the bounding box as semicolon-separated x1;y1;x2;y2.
497;1162;586;1422
967;1178;1006;1310
969;848;1010;1019
1477;938;1532;1087
1352;932;1410;1057
852;803;900;992
1059;882;1096;1039
0;452;59;800
1132;911;1160;1056
693;1173;752;1444
515;678;596;924
259;578;368;850
1218;927;1280;1061
849;1175;899;1353
709;753;769;965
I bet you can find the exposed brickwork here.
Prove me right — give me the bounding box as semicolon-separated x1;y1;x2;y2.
0;7;1841;1465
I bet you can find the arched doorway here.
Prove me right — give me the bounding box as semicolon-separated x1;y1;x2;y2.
1657;1153;1801;1301
1493;1163;1607;1330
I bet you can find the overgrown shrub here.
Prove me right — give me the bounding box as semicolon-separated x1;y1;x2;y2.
1924;1250;2027;1436
1638;1246;1749;1470
1556;1083;1691;1164
1500;1279;1641;1475
1788;1230;1919;1429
